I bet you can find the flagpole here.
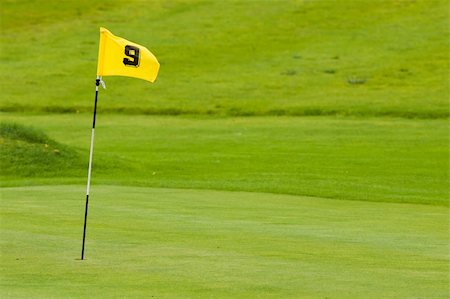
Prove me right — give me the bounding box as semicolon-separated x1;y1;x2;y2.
81;76;101;260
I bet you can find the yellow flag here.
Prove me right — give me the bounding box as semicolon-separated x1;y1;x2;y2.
96;27;160;83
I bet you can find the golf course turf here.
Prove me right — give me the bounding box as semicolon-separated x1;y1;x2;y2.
1;185;448;298
1;0;449;298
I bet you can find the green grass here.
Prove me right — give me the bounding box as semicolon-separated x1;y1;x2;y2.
1;114;448;206
0;122;84;177
1;0;448;117
1;0;449;297
1;185;448;298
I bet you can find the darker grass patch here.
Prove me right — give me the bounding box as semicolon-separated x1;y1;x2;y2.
347;77;367;85
1;122;51;145
0;122;84;177
323;69;336;74
1;105;448;119
281;69;297;76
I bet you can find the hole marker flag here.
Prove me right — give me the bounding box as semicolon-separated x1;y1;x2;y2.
81;27;160;260
96;27;160;83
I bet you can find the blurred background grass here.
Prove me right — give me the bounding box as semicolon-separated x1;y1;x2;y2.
1;0;448;117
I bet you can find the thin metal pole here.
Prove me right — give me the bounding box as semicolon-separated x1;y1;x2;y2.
81;77;101;260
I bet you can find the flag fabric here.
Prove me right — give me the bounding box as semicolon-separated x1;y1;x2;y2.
96;27;160;83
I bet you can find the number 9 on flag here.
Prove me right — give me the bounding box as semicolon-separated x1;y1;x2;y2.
97;27;159;83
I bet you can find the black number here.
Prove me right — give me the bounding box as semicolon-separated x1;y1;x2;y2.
123;45;140;67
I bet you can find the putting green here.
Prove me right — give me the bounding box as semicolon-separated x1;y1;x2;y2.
1;185;447;298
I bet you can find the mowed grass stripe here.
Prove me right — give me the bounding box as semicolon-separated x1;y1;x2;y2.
0;185;448;298
1;114;448;206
